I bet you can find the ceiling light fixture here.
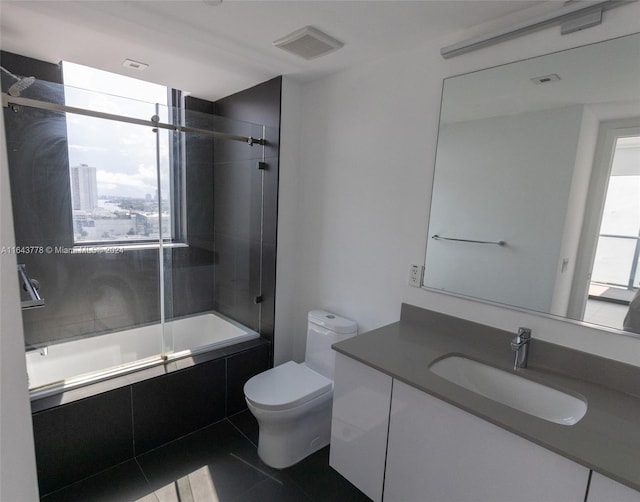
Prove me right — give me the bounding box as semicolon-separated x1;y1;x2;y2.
440;0;631;59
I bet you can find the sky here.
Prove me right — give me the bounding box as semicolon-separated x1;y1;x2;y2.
63;61;171;200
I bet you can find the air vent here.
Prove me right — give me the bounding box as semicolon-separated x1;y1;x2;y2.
531;73;561;85
273;26;343;60
122;59;148;71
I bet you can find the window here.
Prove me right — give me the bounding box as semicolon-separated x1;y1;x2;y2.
62;62;175;244
591;133;640;299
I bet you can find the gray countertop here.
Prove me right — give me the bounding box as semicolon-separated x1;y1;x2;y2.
332;304;640;492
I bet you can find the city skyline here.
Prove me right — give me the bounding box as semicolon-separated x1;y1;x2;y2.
70;160;171;243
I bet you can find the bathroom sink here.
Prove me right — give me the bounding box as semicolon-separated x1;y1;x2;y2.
429;356;587;426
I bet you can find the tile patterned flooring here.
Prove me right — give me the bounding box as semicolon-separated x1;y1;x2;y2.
40;410;370;502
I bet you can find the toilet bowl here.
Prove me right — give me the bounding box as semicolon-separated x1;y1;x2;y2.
243;310;357;469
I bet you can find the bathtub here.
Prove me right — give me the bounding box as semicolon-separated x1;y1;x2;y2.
26;312;259;396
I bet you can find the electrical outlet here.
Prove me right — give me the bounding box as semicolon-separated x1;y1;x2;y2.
408;264;424;287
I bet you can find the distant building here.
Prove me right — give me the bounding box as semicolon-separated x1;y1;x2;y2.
70;164;98;210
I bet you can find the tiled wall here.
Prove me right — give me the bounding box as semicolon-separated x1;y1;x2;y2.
214;77;282;348
169;96;216;318
31;340;270;496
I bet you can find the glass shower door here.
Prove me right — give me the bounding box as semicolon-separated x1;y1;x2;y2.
160;103;265;356
3;70;267;395
4;72;268;395
4;79;168;392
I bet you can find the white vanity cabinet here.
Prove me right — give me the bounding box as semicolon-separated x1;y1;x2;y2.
330;354;640;502
587;472;640;502
384;380;590;501
329;353;392;502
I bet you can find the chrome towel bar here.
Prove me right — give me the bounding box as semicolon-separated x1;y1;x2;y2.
432;235;506;246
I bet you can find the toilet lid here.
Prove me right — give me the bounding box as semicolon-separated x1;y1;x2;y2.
244;361;332;411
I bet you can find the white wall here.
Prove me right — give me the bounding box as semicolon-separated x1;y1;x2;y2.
0;108;40;499
277;3;640;366
425;106;584;313
274;77;302;365
552;106;599;318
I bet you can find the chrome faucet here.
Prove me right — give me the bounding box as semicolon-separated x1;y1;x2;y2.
511;327;531;369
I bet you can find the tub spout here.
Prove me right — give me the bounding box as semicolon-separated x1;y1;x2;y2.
26;346;48;356
18;264;45;309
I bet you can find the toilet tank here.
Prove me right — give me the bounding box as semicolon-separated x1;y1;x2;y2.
305;310;357;379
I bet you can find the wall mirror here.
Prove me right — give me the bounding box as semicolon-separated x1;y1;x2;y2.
424;33;640;335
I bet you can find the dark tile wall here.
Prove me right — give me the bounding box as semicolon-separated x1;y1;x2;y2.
169;96;216;318
214;77;282;350
32;387;133;495
20;250;161;345
0;52;71;249
32;340;271;497
132;358;226;455
210;141;263;330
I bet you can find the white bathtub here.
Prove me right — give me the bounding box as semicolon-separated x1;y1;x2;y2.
26;312;259;394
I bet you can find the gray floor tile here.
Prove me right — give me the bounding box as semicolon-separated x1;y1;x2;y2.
282;447;371;502
231;477;312;502
40;459;156;502
137;420;271;501
41;417;370;502
227;409;259;447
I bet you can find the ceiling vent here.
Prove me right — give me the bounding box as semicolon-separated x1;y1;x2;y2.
122;59;148;71
531;73;561;85
273;26;343;60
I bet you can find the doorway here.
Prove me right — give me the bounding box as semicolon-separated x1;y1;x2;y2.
581;122;640;329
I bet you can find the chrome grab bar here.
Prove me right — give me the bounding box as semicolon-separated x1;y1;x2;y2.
432;234;506;246
17;264;45;309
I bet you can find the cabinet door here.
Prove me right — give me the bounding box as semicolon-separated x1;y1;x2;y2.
587;472;640;501
329;353;392;502
384;380;590;502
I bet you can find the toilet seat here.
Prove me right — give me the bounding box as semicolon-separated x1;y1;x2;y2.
244;361;332;411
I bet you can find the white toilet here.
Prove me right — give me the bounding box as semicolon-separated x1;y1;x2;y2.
243;310;357;469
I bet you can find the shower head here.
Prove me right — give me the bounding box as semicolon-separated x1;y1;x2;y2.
0;66;36;97
8;75;35;97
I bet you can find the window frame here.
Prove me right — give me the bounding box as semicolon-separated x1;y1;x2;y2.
61;62;186;247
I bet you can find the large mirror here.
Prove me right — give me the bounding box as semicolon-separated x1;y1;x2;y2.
424;33;640;335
